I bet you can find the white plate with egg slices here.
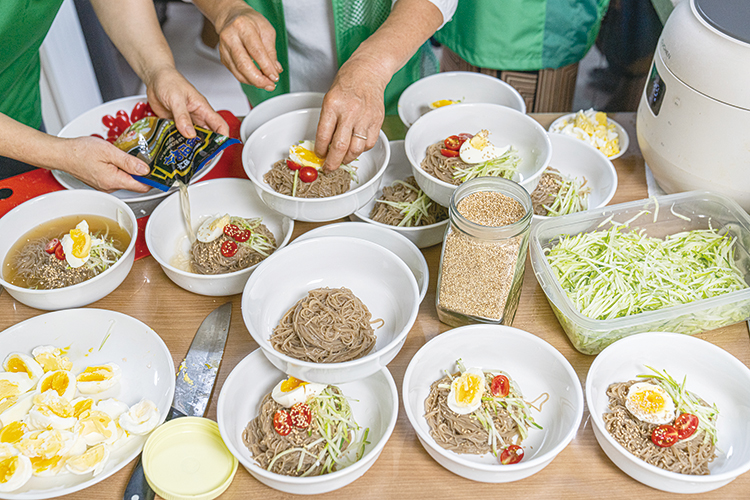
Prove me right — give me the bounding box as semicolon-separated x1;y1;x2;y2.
548;109;629;160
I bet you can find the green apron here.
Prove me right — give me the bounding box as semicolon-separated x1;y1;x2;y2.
0;0;65;129
242;0;435;115
434;0;610;71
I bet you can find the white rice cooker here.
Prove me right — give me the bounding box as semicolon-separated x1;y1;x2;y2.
636;0;750;211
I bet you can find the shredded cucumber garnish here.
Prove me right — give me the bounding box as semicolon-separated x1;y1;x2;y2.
86;236;124;273
542;173;591;217
292;169;299;197
375;180;436;227
452;146;521;183
228;216;276;257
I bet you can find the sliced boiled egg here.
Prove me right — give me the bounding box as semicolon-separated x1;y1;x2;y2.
459;130;510;164
196;214;230;243
66;443;109;476
16;429;78;477
0;444;32;493
76;363;121;394
429;98;460;109
0;421;27;445
37;370;76;401
118;399;160;435
94;398;129;420
447;367;486;415
60;220;92;268
625;382;676;425
32;346;72;373
271;376;326;408
71;397;95;419
0;373;35;401
75;410;118;446
0;392;35;427
3;353;44;385
289;141;324;170
27;392;77;430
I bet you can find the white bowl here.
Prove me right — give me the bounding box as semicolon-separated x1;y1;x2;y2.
398;71;527;128
145;178;294;296
242;108;390;222
240;92;325;142
54;95;221;209
0;308;175;499
293;221;429;303
548;112;629;160
217;349;398;495
585;332;750;494
350;140;449;248
404;103;552;208
532;133;618;223
0;190;137;310
241;236;419;384
403;325;583;483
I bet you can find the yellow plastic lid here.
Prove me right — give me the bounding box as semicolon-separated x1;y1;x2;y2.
142;417;238;500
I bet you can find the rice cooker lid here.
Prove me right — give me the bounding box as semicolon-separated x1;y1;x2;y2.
694;0;750;45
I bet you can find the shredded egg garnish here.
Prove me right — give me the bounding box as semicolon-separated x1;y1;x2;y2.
550;108;620;157
60;220;92;268
271;375;326;408
447;367;486;415
289;140;324;170
625;382;676;425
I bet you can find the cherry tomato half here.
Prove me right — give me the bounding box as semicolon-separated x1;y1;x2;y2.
102;114;116;130
674;413;699;440
54;242;65;260
114;115;131;133
440;148;459;158
286;159;303;171
458;133;473;141
444;135;461;151
220;240;238;258
490;375;510;397
223;224;241;240
500;445;524;465
44;239;60;254
299;166;318;183
651;424;679;447
131;102;147;123
234;229;251;243
273;410;292;436
289;402;312;429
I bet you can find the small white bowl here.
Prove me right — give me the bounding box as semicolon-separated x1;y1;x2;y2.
398;71;527;128
242;236;420;384
217;349;398;495
548;112;629;160
532;133;618;223
240;91;325;142
403;324;583;483
0;190;137;310
404;103;552;208
293;221;429;303
242;108;390;222
586;332;750;494
145;178;294;296
350;140;449;248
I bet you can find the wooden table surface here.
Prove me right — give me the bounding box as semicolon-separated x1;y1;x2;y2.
2;113;749;499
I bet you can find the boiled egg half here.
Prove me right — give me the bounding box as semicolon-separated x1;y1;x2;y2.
0;392;35;428
447;367;486;415
459;130;510;164
76;363;121;394
196;214;230;243
289;141;324;170
0;444;32;493
0;373;35;401
625;382;676;425
65;443;109;476
271;376;326;408
27;392;77;431
60;220;92;268
118;399;160;435
37;370;76;402
32;346;72;373
3;353;44;385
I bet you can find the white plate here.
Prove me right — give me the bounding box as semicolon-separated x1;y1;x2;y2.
0;309;175;499
548;112;629;160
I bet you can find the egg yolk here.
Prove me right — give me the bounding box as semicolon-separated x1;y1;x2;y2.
39;401;74;419
468;131;489;150
0;380;20;401
0;456;18;484
280;376;307;393
31;455;63;474
77;366;113;383
430;99;456;108
78;411;114;439
453;373;484;406
630;389;665;413
69;444;106;469
0;422;26;444
69;228;91;258
290;146;324;168
73;399;94;418
6;357;29;376
41;372;70;397
35;353;72;372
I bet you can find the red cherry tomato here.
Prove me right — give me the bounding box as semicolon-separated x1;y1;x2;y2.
490;375;510;397
286;159;303;171
106;137;117;144
54;242;65;260
458;133;473;141
90;134;105;140
674;413;699;440
144;103;156;117
44;239;60;254
299;166;318;183
102;114;116;130
273;410;292;436
115;115;130;132
444;135;461;151
440;148;459;158
223;224;241;239
234;229;251;243
651;424;679;447
289;403;312;429
131;102;147;123
500;445;524;465
220;240;238;258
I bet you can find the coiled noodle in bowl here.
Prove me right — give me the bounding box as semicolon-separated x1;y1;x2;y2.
264;159;352;198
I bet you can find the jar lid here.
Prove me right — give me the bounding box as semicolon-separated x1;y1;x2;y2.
143;417;238;500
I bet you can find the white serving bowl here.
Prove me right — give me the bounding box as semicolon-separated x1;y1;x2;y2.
548;112;629;160
0;190;137;310
404;103;552;208
398;71;527;128
242;236;419;384
242;108;390;222
240;91;325;142
350;140;449;248
586;332;750;494
532;133;618;223
403;325;583;483
145;178;294;296
217;349;398;495
293;221;429;303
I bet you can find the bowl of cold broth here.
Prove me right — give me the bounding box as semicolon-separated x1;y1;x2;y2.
0;190;137;310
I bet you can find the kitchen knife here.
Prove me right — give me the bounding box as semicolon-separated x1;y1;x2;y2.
123;302;232;500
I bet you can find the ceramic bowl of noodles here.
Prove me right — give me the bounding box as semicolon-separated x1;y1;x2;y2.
240;91;325;142
217;349;399;494
242;107;390;222
0;190;137;310
404;103;552;208
398;71;527;128
349;140;449;248
586;332;750;494
402;324;583;483
241;235;420;385
146;178;294;296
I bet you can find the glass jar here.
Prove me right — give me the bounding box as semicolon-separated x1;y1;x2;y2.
435;177;533;327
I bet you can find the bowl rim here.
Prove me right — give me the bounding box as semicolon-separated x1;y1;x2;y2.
145;177;295;281
548;111;630;161
242;108;391;204
216;348;399;485
240;91;326;142
585;331;750;483
402;324;584;472
0;190;138;294
241;235;421;370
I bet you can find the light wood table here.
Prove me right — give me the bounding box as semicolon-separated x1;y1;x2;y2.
2;113;749;500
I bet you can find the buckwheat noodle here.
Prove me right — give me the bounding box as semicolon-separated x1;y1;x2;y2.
420;142;471;186
264;159;351;198
369;176;448;227
11;238;95;289
190;224;276;275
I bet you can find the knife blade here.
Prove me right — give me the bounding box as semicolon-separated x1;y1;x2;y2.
123;302;232;500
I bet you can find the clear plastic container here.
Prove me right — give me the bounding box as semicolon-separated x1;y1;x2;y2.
530;191;750;355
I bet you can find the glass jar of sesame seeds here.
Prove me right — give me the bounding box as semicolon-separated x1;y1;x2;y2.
436;177;533;327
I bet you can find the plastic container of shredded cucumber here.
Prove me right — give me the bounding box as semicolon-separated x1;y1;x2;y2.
530;191;750;355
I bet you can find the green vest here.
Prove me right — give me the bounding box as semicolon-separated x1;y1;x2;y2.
434;0;610;71
242;0;434;115
0;0;65;129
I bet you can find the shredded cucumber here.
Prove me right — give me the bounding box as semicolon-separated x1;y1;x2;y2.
452;146;521;183
375;180;437;227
